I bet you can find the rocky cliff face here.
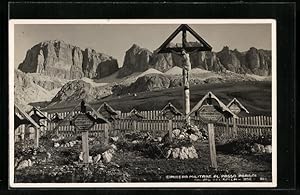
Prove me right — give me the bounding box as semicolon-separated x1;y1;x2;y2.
14;69;57;111
118;44;271;77
18;40;119;80
50;80;113;104
118;44;152;77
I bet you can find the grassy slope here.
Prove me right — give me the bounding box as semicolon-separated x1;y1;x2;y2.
43;81;271;116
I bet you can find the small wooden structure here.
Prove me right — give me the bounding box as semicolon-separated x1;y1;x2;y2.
226;98;250;136
14;104;41;147
128;108;144;131
54;100;110;164
187;92;238;168
97;102;119;122
160;102;183;141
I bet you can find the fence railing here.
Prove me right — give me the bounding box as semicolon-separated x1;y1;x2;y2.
42;110;272;139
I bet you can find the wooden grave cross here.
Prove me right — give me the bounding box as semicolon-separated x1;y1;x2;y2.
128;108;144;131
53;100;110;164
187;92;238;169
226;98;249;137
71;112;95;164
97;102;119;144
14;104;41;148
160;102;183;142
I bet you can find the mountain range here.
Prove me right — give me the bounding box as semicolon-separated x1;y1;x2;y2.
18;40;271;80
16;40;272;111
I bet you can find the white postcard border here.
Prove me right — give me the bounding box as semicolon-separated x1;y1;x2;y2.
8;19;277;188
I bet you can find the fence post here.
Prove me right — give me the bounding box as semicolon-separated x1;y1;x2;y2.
208;123;217;169
132;120;136;131
82;131;89;164
168;119;173;142
233;118;237;138
104;123;109;144
34;127;39;148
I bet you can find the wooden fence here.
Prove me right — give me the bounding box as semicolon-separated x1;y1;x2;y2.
43;110;272;139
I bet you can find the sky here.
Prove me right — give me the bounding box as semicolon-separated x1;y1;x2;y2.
14;23;272;68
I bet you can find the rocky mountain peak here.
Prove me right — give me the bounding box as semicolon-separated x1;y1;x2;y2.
18;40;119;80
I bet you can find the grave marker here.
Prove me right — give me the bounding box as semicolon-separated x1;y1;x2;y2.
14;104;40;148
128;108;144;131
97;102;119;144
227;98;249;137
160;102;183;141
187;92;238;168
53;100;109;164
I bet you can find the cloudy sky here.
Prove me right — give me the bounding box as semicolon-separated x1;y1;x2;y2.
13;23;272;67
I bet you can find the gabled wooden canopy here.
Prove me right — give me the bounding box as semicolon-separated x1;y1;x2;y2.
128;108;144;120
15;104;40;129
227;98;250;114
52;100;110;132
97;102;119;122
160;102;183;119
156;24;212;53
28;107;50;121
28;107;51;126
187;91;238;119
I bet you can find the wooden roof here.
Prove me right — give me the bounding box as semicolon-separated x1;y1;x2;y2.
97;102;119;115
52;100;110;132
227;98;250;114
160;102;183;117
15;104;40;129
128;108;144;119
187;91;238;119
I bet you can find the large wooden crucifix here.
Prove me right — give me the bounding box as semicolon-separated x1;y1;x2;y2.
156;24;212;124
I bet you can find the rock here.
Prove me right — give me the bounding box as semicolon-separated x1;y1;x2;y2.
189;134;198;142
54;142;60;148
172;129;181;137
50;79;112;103
118;44;152;77
117;44;271;79
102;151;113;163
166;149;172;158
110;144;117;151
88;156;93;163
172;148;180;159
110;136;119;142
107;148;115;155
178;134;185;140
93;154;102;164
69;142;74;147
253;143;265;153
110;162;120;168
79;152;83;161
16;160;29;170
260;145;266;153
179;147;189;160
265;145;272;154
132;140;139;144
157;137;162;142
120;73;170;94
187;146;198;158
47;152;51;160
18;40;119;80
65;143;70;147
